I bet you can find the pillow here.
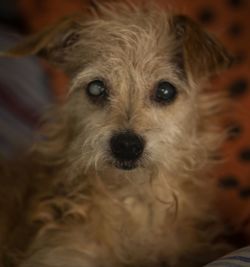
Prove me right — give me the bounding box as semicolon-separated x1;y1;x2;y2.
205;247;250;267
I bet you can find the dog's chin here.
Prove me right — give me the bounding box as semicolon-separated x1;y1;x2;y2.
114;160;138;171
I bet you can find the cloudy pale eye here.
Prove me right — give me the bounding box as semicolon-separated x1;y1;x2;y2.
154;81;177;104
86;80;109;105
87;80;107;97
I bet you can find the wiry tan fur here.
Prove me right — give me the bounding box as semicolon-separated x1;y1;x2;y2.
0;1;233;267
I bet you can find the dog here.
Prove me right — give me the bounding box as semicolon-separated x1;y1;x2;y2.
0;1;233;267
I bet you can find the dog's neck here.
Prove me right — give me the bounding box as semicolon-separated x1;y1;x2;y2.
83;165;180;208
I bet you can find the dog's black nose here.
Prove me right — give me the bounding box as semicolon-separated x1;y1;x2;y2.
110;132;145;161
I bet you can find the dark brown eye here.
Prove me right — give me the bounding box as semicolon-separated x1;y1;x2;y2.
154;81;177;104
86;80;108;102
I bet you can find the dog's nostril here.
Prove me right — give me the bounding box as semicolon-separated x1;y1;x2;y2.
110;132;145;161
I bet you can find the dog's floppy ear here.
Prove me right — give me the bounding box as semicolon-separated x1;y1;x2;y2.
0;16;82;70
172;15;233;79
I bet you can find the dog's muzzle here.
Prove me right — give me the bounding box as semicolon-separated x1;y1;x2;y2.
110;131;145;170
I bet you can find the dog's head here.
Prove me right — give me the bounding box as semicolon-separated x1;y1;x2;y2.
2;2;232;174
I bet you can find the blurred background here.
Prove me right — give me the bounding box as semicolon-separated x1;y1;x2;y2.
0;0;249;244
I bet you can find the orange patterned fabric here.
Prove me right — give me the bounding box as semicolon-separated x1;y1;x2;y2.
18;0;250;241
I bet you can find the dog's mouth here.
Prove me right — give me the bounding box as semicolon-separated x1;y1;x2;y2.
114;160;138;170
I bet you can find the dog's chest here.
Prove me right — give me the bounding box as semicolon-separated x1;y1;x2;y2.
122;194;168;233
100;183;177;262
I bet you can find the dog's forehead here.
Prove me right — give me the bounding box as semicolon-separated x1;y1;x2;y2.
74;13;181;86
77;8;175;62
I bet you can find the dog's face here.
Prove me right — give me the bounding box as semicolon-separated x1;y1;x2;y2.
3;3;232;174
69;44;190;171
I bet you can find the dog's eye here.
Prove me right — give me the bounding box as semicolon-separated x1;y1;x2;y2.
154;81;177;104
86;80;108;99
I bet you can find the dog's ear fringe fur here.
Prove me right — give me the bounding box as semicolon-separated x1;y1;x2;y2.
0;15;83;59
171;15;234;77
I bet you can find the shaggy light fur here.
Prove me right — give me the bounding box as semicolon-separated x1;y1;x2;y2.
0;1;233;267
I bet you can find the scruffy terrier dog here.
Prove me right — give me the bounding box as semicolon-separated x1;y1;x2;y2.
0;1;233;267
